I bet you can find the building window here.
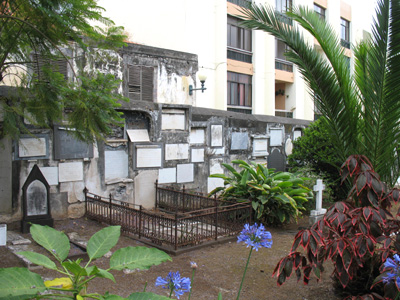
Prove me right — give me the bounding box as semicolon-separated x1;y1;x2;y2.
341;18;350;49
276;0;292;12
227;72;252;109
227;0;251;8
128;65;154;102
31;53;69;80
314;4;325;20
227;16;252;63
275;39;293;72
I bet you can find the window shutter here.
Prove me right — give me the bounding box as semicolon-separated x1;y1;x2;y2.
141;66;154;102
128;65;154;102
31;54;68;79
128;66;141;100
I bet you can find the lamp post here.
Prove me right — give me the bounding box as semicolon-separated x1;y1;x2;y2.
189;69;207;95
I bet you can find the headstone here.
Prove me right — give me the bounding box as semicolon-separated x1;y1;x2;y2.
126;129;150;142
211;125;223;147
21;165;54;233
134;170;158;209
270;128;284;146
59;162;83;182
158;168;177;184
191;148;205;163
54;126;93;160
105;150;128;180
18;137;47;158
267;148;285;171
310;179;327;225
285;138;293;156
190;128;205;144
210;158;224;174
165;143;189;160
231;132;248;150
293;129;302;141
135;145;162;168
252;136;268;157
208;177;224;193
177;163;194;183
161;109;186;130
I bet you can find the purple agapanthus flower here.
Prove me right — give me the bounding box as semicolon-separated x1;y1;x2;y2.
382;254;400;289
155;271;191;299
237;223;273;251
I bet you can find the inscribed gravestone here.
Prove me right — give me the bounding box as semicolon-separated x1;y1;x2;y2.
191;148;205;163
190;128;205;144
105;150;128;180
211;125;223;147
162;109;186;130
252;136;268;157
26;180;47;216
39;167;58;186
136;145;162;168
293;129;302;141
19;137;47;158
54;126;93;160
158;168;177;184
165;143;189;160
270;128;284;146
231;132;248;150
126;129;150;142
177;163;194;183
59;162;83;182
267;148;285;171
285;138;293;156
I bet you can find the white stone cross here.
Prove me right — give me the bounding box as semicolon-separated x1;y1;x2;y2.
313;179;325;211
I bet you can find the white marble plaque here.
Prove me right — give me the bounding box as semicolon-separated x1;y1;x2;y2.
158;168;176;184
253;138;268;157
270;128;284;146
285;138;293;156
136;145;162;168
59;162;83;182
19;138;46;157
105;150;128;180
190;128;205;144
208;177;224;194
211;125;223;147
134;170;158;209
162;109;185;130
191;148;204;163
39;167;59;186
210;158;224;175
165;143;189;160
231;132;248;150
27;180;47;216
294;129;302;141
177;163;194;183
126;129;150;142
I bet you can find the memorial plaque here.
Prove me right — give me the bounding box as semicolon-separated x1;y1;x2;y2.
136;145;162;168
158;168;176;184
208;177;224;194
21;165;53;233
59;162;84;182
268;148;285;171
252;136;268;157
285;138;293;156
231;132;248;150
39;167;58;186
190;128;205;144
165;143;189;160
293;129;302;141
191;148;204;163
162;109;185;130
211;125;223;147
105;150;128;180
270;128;284;146
54;126;93;160
210;158;224;175
19;137;47;158
126;129;150;142
177;163;194;183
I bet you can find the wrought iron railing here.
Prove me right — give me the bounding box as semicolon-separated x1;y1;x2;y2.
84;186;252;254
227;0;252;8
275;110;293;118
276;11;293;26
275;58;293;72
341;39;350;49
227;47;252;63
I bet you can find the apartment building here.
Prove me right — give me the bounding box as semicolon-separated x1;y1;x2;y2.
98;0;374;120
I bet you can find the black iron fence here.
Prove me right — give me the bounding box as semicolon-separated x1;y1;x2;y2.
84;185;251;254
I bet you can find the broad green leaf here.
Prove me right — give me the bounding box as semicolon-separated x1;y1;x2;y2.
87;226;120;260
44;277;73;289
62;260;87;276
104;294;126;300
0;267;46;298
218;292;223;300
272;172;291;180
128;292;170;300
252;201;259;210
277;181;293;188
30;224;70;261
16;251;57;270
87;266;116;282
110;246;171;271
287;188;310;196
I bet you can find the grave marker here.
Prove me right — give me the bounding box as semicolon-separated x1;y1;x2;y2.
310;179;327;225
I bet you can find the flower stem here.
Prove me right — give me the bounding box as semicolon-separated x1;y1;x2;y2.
169;288;173;298
188;268;196;300
236;246;253;300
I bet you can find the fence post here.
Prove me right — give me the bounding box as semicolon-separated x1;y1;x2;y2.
139;205;142;239
155;180;158;209
83;187;88;215
182;185;185;211
215;195;218;241
109;193;112;225
175;213;178;251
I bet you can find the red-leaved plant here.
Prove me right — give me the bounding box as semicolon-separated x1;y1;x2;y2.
273;155;400;299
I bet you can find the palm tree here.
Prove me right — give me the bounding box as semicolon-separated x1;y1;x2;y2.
240;0;400;186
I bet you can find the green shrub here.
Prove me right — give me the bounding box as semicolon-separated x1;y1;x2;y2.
288;118;346;201
209;160;313;226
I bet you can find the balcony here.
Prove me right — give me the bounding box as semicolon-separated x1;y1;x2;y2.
276;11;293;26
275;58;293;72
227;0;251;8
227;47;252;63
341;39;350;49
228;106;252;114
275;110;293;118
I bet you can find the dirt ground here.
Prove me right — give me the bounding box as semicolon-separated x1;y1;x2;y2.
1;217;341;300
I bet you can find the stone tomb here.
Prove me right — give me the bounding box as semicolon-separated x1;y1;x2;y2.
267;148;285;171
21;165;54;233
231;132;248;150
